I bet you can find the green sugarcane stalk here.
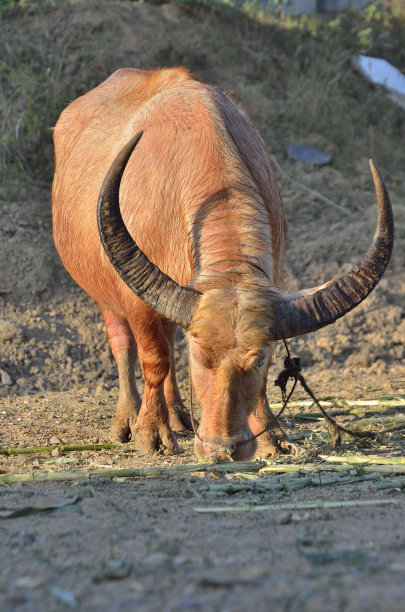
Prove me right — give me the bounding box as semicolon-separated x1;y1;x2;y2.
279;406;405;421
345;405;405;415
358;465;405;474
193;498;402;514
0;460;266;485
1;458;404;485
204;477;313;494
374;478;405;490
274;397;404;411
261;463;321;473
203;473;380;494
0;444;117;456
320;454;405;465
262;463;405;474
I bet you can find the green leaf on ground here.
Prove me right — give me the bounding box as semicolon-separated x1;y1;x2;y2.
0;496;81;519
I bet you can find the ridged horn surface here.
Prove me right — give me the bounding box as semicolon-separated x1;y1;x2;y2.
271;160;394;340
97;131;201;329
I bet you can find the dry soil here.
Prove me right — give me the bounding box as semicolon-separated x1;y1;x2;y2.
0;2;404;611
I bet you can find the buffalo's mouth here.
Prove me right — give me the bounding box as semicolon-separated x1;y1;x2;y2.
193;421;295;461
194;434;258;462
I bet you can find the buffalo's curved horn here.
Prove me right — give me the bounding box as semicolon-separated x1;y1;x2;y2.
271;160;394;340
97;131;201;329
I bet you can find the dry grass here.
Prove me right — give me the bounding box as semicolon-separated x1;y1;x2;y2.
0;0;404;199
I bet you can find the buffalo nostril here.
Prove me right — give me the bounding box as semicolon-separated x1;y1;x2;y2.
207;447;234;461
194;437;236;462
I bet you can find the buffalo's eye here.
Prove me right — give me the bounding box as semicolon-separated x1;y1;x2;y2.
190;348;214;369
255;352;266;369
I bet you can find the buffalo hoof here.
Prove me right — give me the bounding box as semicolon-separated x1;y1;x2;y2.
254;430;296;459
110;417;137;443
168;402;193;433
132;422;180;455
249;407;294;458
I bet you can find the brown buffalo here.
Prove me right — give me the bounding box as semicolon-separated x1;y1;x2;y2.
52;67;393;460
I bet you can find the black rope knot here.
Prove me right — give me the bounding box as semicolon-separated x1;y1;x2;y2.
274;356;301;402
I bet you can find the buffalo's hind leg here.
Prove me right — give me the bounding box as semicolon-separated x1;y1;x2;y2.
100;307;141;442
162;321;192;432
128;307;180;455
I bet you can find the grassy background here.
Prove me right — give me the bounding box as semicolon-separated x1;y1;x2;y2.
0;0;404;199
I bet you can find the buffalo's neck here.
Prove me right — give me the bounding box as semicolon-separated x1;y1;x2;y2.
191;190;273;292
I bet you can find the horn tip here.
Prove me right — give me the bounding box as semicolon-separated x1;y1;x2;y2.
369;158;383;187
133;130;144;144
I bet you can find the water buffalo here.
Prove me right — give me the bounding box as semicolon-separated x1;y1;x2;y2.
52;67;393;460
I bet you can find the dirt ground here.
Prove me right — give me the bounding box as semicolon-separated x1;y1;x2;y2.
0;1;405;611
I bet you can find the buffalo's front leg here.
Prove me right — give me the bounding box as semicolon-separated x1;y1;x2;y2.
248;394;293;458
162;321;192;432
101;308;141;442
129;307;180;455
131;384;180;455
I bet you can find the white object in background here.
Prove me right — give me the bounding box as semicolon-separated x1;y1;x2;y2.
352;55;405;110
